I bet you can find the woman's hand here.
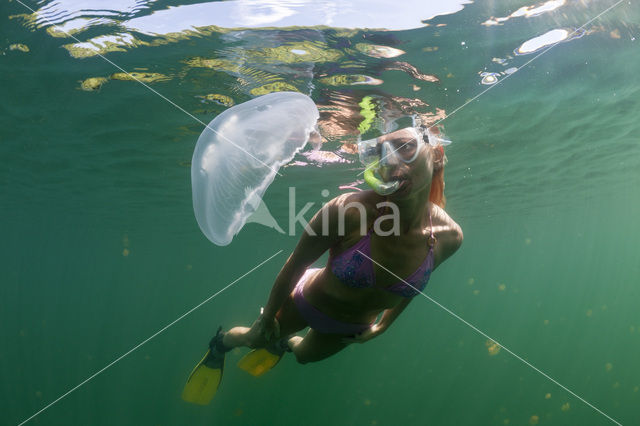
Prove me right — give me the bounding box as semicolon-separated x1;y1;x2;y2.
245;307;280;347
261;314;280;341
340;323;385;344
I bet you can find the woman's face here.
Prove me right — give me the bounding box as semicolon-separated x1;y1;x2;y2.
377;127;434;197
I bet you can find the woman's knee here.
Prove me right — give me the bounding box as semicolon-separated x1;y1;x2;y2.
291;347;333;365
290;333;345;364
288;336;311;364
293;353;310;364
292;348;317;365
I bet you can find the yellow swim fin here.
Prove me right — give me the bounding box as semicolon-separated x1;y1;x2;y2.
237;348;283;377
182;327;227;405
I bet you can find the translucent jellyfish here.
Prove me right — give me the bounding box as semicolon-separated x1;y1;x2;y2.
192;91;319;246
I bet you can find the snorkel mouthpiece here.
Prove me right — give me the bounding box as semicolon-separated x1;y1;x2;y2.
358;137;401;195
363;160;400;195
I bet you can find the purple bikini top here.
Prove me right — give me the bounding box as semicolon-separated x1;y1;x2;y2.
330;212;435;298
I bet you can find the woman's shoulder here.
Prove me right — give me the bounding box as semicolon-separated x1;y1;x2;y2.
431;203;463;263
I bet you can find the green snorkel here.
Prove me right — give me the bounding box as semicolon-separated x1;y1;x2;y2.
358;96;401;195
363;159;400;195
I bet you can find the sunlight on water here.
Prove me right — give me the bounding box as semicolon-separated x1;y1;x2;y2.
1;0;639;425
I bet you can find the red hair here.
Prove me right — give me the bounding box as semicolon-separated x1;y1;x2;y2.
428;140;446;208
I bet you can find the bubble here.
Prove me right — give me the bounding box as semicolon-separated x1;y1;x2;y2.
481;72;499;85
192;92;319;245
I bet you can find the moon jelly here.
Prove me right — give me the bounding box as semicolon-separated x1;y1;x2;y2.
192;92;319;245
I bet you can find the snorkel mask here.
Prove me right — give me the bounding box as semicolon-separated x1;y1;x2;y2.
358;127;451;195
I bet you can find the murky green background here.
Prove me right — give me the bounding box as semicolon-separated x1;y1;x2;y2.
1;0;639;425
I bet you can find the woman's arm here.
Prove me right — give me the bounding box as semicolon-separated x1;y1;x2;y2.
431;204;463;268
377;297;412;332
341;298;413;343
262;193;358;320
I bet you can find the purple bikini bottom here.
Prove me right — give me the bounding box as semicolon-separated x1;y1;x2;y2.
293;268;373;335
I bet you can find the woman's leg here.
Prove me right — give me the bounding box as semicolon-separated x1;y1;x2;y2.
220;266;361;362
221;293;357;365
288;329;350;364
221;290;308;350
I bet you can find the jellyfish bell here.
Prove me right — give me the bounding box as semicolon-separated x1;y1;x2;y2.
192;91;320;246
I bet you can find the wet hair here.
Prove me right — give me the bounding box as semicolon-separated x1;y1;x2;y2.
429;147;446;208
423;126;448;208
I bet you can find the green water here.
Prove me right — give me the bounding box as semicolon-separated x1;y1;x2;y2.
1;0;639;425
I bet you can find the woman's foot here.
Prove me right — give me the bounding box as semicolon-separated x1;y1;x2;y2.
208;327;230;363
265;336;293;355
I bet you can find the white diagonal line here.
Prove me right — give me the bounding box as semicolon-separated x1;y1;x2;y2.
356;0;625;177
358;249;622;426
17;250;283;426
14;0;282;177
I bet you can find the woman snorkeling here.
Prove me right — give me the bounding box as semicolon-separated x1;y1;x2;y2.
182;125;463;404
